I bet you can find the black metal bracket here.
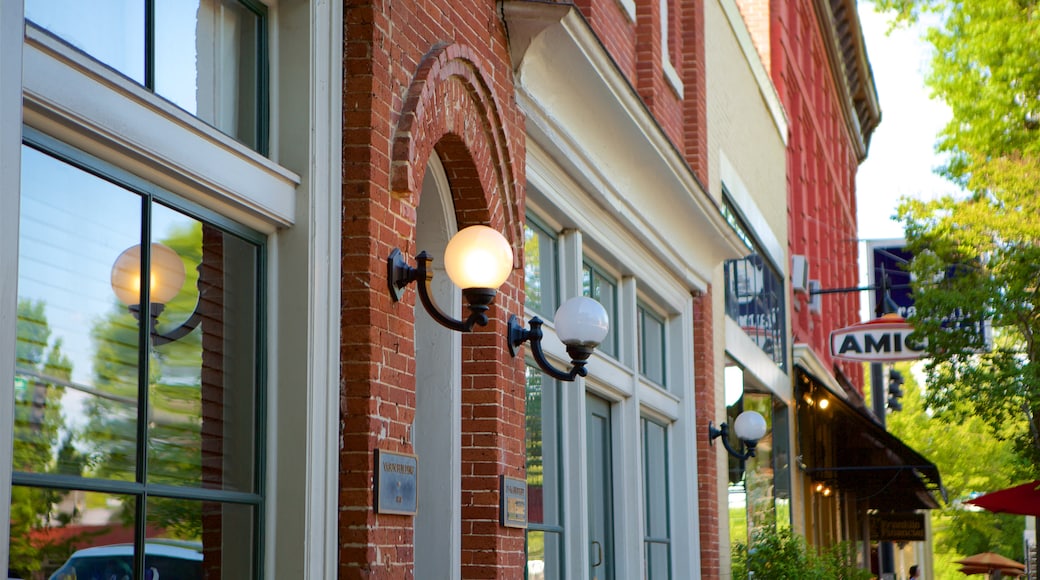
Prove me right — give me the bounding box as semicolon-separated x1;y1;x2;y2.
388;248;494;333
507;315;593;382
129;302;203;347
708;421;758;460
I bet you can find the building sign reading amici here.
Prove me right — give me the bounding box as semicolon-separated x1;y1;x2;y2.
830;314;926;362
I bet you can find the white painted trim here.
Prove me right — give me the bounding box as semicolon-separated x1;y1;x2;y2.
526;139;705;303
720;151;786;272
22;26;300;232
504;2;750;279
717;0;789;143
265;0;341;578
725;317;791;401
663;59;685;99
660;0;684;98
0;1;24;574
619;0;636;21
300;1;341;578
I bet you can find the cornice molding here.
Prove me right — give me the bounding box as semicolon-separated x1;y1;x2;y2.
812;0;881;161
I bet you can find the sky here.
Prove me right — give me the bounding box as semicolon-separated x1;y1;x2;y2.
853;4;965;318
855;4;962;241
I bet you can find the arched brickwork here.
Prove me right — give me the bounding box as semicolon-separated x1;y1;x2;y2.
340;33;527;578
391;43;525;258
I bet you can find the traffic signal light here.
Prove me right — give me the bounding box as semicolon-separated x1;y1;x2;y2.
887;369;905;412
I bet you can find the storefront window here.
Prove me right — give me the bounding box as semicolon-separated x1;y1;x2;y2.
722;197;787;371
525;365;562;580
638;304;666;386
25;0;267;152
524;216;558;320
9;139;263;580
725;362;791;553
582;261;618;358
642;417;671;580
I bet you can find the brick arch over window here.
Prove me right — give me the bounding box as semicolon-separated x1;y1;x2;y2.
391;42;525;254
390;42;529;577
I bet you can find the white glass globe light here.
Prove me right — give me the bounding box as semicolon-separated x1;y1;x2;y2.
732;410;768;442
443;225;514;290
111;243;187;306
554;296;610;347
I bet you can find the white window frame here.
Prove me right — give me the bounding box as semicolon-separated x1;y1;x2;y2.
1;1;343;577
659;0;684;98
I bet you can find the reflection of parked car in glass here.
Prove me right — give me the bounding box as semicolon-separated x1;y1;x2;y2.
48;541;202;580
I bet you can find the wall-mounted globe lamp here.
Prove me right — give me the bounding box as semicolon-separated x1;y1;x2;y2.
507;296;609;382
708;410;768;460
388;225;513;332
111;242;201;346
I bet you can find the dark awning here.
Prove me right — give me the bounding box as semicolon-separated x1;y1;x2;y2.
795;366;943;511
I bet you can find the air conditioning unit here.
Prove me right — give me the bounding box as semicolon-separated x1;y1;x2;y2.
808;280;822;314
791;255;810;293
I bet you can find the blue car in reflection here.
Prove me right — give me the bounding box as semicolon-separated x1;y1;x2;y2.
48;541;202;580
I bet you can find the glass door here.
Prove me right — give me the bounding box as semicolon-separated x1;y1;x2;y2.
586;394;615;580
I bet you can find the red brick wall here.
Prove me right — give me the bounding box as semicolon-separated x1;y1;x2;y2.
340;1;527;578
771;0;864;387
576;0;707;183
693;287;720;580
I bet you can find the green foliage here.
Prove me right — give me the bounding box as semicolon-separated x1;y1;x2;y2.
870;0;1040;465
886;364;1027;570
870;0;1040;184
897;157;1040;468
732;526;874;580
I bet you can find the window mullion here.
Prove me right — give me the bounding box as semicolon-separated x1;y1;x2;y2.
144;0;155;89
135;194;153;580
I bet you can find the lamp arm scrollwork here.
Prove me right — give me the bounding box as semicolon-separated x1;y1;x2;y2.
708;421;758;460
129;302;203;347
507;315;591;382
388;249;492;332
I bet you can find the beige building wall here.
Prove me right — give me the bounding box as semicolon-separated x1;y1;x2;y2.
706;0;793;576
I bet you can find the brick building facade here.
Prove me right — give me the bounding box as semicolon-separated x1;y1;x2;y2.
2;0;795;579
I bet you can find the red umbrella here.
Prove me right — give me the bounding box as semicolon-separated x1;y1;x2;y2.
966;480;1040;517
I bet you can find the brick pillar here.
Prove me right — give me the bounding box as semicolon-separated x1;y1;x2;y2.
693;286;720;580
683;0;709;184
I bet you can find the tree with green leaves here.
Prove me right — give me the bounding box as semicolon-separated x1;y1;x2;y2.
886;364;1025;578
869;0;1040;470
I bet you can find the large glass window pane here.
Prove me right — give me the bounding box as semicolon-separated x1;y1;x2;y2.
25;0;145;82
721;196;787;371
9;487;136;580
146;204;258;492
526;366;562;578
642;417;671;580
155;0;262;148
524;218;558;319
639;304;666;386
25;0;265;151
16;146;142;482
12;139;263;580
582;262;617;358
145;497;255;578
526;530;562;580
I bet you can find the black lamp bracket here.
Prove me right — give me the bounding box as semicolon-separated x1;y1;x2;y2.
129;301;203;347
708;421;758;460
507;315;593;382
388;248;494;333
